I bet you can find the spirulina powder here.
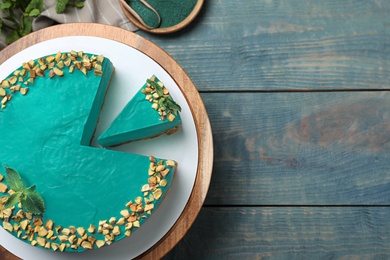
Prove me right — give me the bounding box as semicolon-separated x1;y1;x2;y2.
128;0;197;28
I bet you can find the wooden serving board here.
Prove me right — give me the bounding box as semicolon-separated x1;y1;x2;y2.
0;23;213;260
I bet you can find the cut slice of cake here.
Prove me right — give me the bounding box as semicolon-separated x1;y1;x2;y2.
98;75;182;147
0;52;177;252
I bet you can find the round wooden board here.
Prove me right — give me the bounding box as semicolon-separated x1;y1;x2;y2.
118;0;204;34
0;23;213;260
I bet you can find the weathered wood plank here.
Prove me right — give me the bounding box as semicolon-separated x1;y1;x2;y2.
139;0;390;91
202;91;390;205
165;207;390;259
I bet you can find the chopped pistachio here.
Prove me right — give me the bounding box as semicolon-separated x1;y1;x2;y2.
159;179;168;187
168;113;176;122
68;234;77;244
58;235;68;243
0;183;7;193
96;240;105;248
69;226;76;234
120;209;130;218
33;218;43;227
46;230;54;239
133;221;140;228
81;241;93;250
53;68;64;77
109;217;116;225
20;220;30;230
38;227;48;237
20;87;29;95
112;226;120;236
116;218;125;226
59;243;66;252
37;237;46;247
77;227;85;237
88;224;96;233
3;221;13;232
51;243;59;251
144;204;154;212
153;188;163;200
45;219;54;230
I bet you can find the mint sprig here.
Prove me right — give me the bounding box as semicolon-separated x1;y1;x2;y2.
3;165;45;215
146;79;182;112
56;0;85;14
0;0;84;45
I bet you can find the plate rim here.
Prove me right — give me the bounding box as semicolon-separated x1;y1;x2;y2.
0;23;213;259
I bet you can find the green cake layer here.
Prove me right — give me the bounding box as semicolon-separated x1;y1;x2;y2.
98;75;182;147
0;52;177;252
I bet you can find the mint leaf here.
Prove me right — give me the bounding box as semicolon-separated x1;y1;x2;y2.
147;79;164;96
21;191;45;215
165;97;182;112
25;0;44;14
21;15;32;36
69;0;84;8
5;30;20;44
5;166;25;192
28;8;40;17
25;185;36;193
56;0;69;13
0;2;12;10
3;192;22;208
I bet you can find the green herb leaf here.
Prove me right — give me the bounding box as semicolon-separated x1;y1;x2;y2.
5;165;25;192
0;2;12;10
5;30;19;44
25;0;44;14
165;97;182;112
28;8;40;17
21;15;32;36
1;0;83;46
147;79;164;96
25;185;36;193
56;0;69;13
21;191;45;215
69;0;84;8
3;192;22;208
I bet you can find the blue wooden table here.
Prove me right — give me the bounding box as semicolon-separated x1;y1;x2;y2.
136;1;390;258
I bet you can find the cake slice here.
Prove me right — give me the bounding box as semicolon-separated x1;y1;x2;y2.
98;75;182;147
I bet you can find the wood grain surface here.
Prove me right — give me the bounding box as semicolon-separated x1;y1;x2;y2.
0;24;213;259
135;0;390;258
138;0;390;91
202;92;390;205
166;207;390;259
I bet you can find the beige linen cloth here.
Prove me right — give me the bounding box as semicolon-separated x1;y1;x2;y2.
0;0;137;50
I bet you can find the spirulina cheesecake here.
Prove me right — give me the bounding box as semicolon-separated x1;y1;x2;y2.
0;52;177;252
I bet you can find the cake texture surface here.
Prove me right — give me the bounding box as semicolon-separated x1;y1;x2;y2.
98;75;182;147
0;52;177;252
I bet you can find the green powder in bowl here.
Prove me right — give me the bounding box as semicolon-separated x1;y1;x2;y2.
127;0;198;29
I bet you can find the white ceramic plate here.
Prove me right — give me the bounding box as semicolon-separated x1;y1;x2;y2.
0;36;198;259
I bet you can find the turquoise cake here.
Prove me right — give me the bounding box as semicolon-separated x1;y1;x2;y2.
0;52;177;252
98;75;182;147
